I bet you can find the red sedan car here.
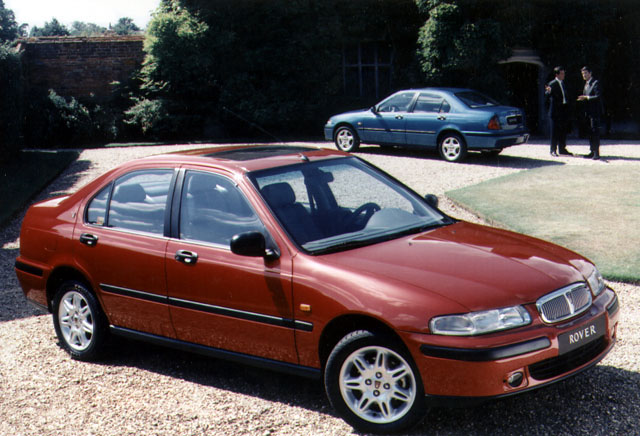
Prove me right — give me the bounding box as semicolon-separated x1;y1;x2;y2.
15;145;619;433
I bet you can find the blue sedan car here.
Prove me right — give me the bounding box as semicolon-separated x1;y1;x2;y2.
324;88;529;162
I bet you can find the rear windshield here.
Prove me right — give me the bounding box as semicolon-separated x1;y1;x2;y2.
455;91;500;108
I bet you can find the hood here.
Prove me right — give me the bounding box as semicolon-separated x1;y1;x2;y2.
322;221;590;313
331;108;370;119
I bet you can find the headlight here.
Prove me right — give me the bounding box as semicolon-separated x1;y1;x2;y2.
430;306;531;336
586;267;605;296
325;119;333;126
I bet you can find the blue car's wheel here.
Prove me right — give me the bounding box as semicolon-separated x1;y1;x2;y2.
334;126;360;152
438;133;467;162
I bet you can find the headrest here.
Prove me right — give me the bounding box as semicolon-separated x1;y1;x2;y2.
261;182;295;207
113;183;146;203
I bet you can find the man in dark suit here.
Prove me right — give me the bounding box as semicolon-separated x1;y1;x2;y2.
545;66;572;156
578;66;602;160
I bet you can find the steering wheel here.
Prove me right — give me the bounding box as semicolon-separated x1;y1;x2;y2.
344;202;381;230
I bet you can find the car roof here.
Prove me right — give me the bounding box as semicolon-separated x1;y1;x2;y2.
137;144;348;173
403;87;475;94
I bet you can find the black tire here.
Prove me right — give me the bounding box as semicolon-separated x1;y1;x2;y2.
324;330;425;434
438;132;467;162
334;125;360;152
52;280;109;361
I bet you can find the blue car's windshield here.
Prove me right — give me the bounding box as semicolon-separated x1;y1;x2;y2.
455;91;500;108
250;157;451;254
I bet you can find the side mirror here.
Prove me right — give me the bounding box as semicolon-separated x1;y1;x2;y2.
424;194;438;208
230;231;279;260
370;106;378;114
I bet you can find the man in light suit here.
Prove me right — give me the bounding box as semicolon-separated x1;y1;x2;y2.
578;66;602;160
545;66;572;156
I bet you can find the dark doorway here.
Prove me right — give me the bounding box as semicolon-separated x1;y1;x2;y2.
501;63;541;134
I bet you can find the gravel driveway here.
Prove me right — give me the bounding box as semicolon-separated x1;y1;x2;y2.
1;140;639;436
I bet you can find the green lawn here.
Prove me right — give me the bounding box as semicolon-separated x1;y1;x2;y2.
0;150;79;226
446;165;640;283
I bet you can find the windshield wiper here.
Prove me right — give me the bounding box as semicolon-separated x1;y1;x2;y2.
308;237;378;255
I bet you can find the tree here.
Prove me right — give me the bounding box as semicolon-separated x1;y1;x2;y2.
415;0;512;96
0;0;21;41
70;21;107;36
30;18;70;37
111;17;141;35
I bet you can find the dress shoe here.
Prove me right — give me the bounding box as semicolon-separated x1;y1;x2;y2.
550;151;558;157
558;150;573;156
592;154;600;160
584;152;594;159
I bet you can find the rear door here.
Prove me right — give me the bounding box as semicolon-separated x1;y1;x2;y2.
73;169;176;338
404;92;450;147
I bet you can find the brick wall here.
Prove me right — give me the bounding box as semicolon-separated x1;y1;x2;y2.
17;35;145;101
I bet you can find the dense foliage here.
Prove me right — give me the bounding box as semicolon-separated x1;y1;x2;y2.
0;0;24;41
29;18;70;37
0;43;23;161
126;0;423;139
416;0;640;124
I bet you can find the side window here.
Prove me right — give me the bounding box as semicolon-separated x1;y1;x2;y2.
413;93;445;113
86;184;111;226
377;92;415;112
86;170;173;234
180;171;263;246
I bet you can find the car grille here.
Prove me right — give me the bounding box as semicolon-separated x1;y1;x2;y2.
536;284;592;323
528;336;607;380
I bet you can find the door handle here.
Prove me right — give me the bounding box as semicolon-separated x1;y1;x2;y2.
395;115;404;120
79;233;98;246
437;115;446;120
175;250;198;265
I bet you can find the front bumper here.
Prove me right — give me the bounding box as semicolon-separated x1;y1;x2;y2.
323;125;334;141
402;287;619;399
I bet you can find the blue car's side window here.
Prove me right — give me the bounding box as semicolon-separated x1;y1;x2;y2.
414;93;446;113
377;92;415;112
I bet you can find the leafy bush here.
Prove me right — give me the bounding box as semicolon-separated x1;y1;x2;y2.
124;97;168;138
23;90;124;148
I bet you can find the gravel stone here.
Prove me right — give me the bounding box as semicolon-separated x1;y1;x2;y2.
1;140;638;435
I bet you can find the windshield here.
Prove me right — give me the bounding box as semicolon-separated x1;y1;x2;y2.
455;91;500;108
250;157;451;254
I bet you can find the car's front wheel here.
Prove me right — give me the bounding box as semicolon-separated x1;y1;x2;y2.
52;280;109;361
438;133;467;162
334;126;360;152
324;330;425;434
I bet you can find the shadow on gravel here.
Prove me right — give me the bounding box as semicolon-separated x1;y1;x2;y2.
100;337;330;413
0;158;92;323
98;337;640;436
418;365;640;436
354;145;565;171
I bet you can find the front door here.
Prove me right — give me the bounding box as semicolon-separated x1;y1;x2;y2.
165;170;298;363
362;91;416;145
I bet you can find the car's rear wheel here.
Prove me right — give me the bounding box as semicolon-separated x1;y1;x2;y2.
438;133;467;162
334;126;360;152
52;280;108;361
324;330;425;434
